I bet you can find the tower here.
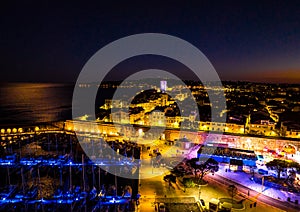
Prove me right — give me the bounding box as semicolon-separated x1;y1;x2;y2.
160;80;167;93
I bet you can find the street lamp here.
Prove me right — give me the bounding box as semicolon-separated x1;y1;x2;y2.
250;166;255;178
34;127;39;155
261;176;265;192
198;185;201;200
152;160;154;174
154;191;157;210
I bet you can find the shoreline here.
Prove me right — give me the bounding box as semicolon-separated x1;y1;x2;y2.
1;120;300;142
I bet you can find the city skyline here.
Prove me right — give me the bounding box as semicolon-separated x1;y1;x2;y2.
1;2;300;211
1;1;300;83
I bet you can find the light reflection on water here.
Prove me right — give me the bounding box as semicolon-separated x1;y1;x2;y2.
0;83;74;126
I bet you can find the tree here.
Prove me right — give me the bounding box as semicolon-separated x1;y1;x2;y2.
187;157;219;183
227;184;237;203
266;159;289;180
163;174;177;190
183;177;195;188
163;174;176;183
287;161;300;183
170;168;184;177
289;161;300;172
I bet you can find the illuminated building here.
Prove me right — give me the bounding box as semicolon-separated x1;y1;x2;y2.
160;80;167;93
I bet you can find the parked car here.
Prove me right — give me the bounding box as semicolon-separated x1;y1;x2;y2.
258;169;268;175
158;203;166;212
199;199;207;211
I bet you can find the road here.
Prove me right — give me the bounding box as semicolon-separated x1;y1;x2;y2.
138;163;290;212
137;147;295;212
210;173;299;212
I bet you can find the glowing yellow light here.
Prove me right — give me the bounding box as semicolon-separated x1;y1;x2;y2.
138;128;143;136
12;128;17;133
7;128;11;134
173;122;179;128
1;129;5;134
35;127;39;132
18;128;23;133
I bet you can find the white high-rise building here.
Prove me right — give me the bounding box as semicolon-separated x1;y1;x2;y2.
160;80;167;93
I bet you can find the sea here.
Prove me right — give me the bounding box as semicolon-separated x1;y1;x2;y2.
0;83;139;199
0;82;118;127
0;83;75;127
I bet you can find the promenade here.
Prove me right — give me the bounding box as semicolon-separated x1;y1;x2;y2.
1;122;300;211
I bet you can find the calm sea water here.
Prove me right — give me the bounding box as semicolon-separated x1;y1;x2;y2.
0;83;117;127
0;83;74;127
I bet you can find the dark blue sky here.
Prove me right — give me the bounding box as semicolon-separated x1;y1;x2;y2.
1;1;300;83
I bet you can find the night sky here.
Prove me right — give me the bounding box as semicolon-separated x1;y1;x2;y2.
1;1;300;83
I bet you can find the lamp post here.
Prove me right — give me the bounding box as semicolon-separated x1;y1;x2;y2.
154;192;157;211
198;185;201;200
251;166;255;178
261;176;265;192
34;127;39;156
152;160;154;174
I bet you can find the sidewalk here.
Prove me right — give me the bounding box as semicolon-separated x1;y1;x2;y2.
138;171;286;212
216;164;300;203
